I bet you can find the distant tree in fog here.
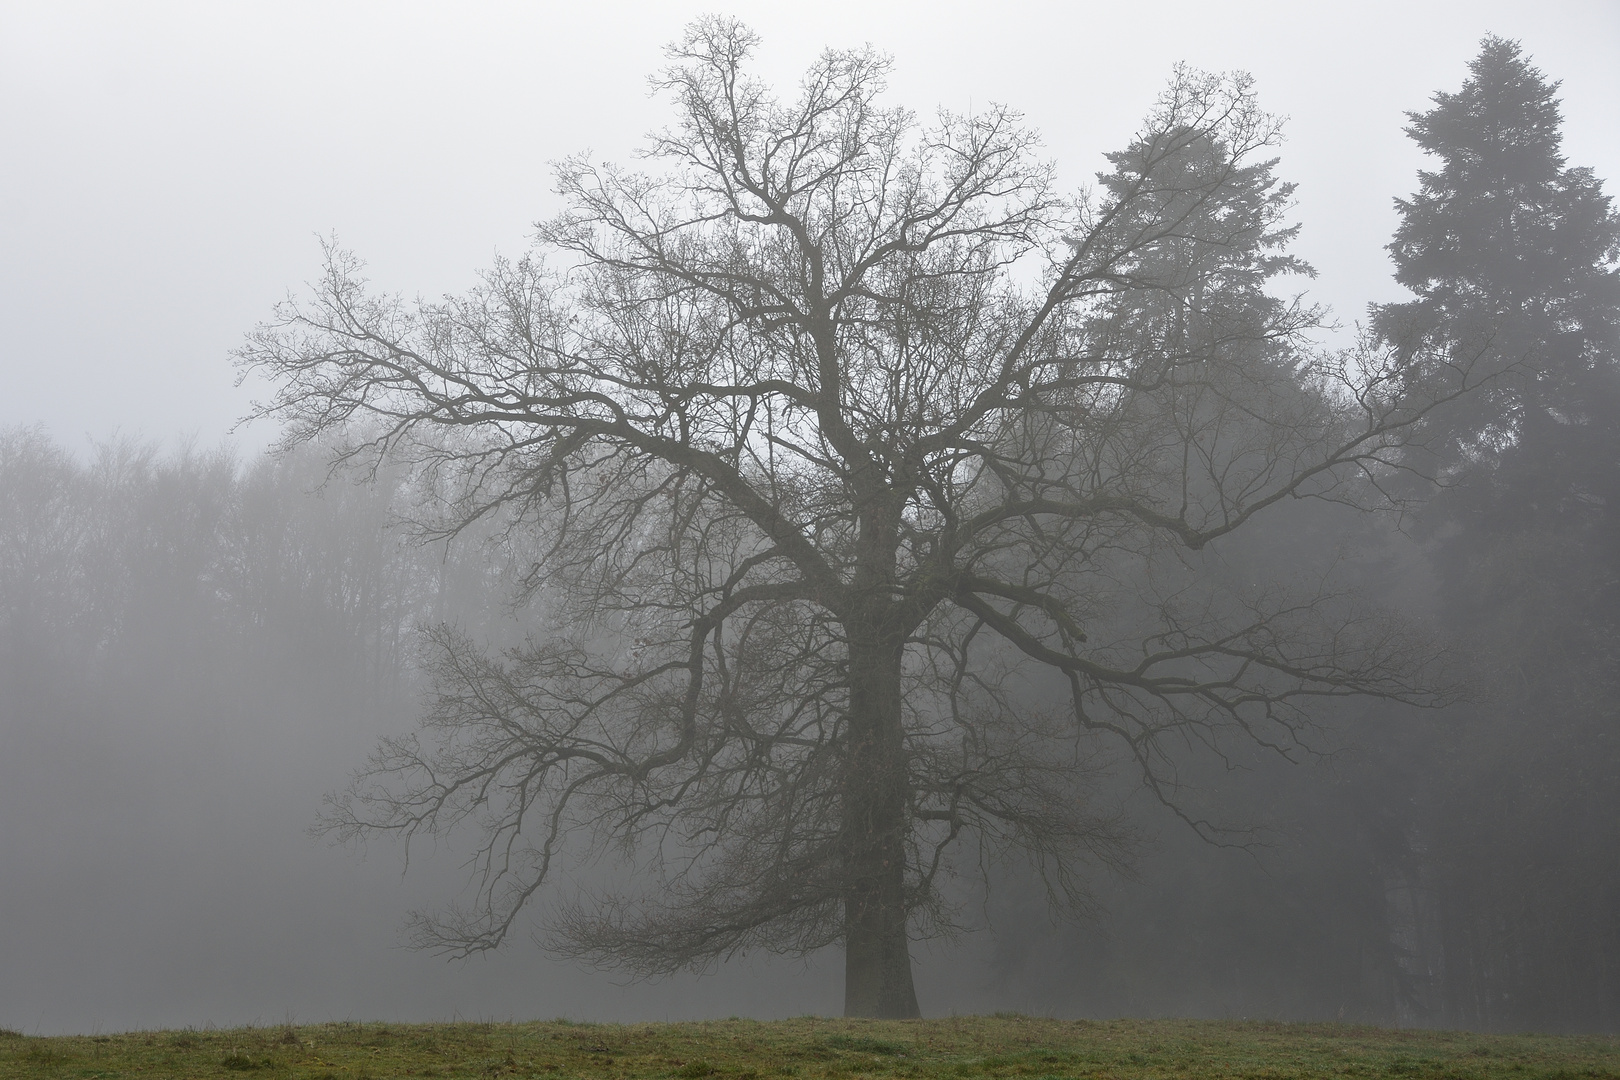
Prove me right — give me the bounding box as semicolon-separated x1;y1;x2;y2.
1370;36;1620;1031
1376;35;1620;482
241;19;1476;1018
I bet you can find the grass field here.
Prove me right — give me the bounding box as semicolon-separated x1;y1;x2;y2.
1;1015;1616;1080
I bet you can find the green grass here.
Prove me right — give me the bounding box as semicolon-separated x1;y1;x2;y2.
0;1016;1615;1080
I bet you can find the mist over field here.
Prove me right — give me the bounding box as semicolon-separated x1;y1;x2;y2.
2;1;1617;1038
0;439;1418;1030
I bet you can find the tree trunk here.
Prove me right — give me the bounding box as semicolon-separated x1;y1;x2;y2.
841;631;920;1018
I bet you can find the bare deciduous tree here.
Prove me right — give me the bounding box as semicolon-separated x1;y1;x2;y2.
241;20;1468;1017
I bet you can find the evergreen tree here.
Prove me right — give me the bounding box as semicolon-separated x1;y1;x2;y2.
1376;35;1620;488
1375;36;1620;1032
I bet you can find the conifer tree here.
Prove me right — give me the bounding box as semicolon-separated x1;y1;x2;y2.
1375;36;1620;1031
1376;35;1620;488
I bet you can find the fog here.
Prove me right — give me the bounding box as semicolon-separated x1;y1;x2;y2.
0;439;840;1031
3;2;1615;450
2;0;1618;1037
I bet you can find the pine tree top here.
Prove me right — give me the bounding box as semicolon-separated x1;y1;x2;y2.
1382;35;1618;327
1406;35;1567;197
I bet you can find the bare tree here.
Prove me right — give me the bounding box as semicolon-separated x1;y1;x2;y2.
241;20;1468;1018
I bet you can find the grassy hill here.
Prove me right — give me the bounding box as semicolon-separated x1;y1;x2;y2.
2;1015;1616;1080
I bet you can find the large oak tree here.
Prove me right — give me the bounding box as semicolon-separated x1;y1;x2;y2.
242;20;1469;1017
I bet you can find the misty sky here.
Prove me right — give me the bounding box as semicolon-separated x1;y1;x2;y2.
2;1;1617;455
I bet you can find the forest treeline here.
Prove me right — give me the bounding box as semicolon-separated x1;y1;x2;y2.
1006;38;1620;1031
1;405;1613;1029
0;431;544;734
1;38;1615;1031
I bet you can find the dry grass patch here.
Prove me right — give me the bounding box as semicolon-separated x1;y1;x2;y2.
0;1016;1615;1080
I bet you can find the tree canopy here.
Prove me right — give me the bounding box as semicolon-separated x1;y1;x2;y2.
1367;36;1620;1030
1376;35;1620;475
241;19;1472;1017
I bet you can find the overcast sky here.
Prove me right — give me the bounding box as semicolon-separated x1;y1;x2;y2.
2;1;1617;457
